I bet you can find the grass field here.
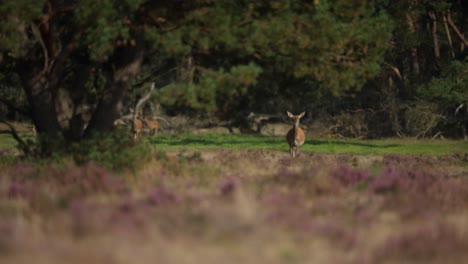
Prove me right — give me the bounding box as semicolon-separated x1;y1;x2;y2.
150;133;468;156
2;132;467;156
1;133;467;264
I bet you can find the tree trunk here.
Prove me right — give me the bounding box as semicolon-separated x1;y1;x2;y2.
443;15;455;58
84;32;144;138
64;64;94;142
428;12;440;59
406;14;420;75
17;64;62;139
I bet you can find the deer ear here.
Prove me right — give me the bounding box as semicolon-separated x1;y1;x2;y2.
299;112;305;118
287;111;293;118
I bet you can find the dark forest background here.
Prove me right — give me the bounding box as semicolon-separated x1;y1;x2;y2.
1;0;467;146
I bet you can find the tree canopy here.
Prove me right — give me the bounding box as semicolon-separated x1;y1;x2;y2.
0;0;467;151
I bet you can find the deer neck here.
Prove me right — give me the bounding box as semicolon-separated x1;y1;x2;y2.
293;123;300;137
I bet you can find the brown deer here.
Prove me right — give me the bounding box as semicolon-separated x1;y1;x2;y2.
144;118;159;136
133;117;160;139
133;118;143;139
286;111;306;158
131;83;155;140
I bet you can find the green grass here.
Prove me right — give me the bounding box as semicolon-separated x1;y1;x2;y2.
1;133;466;156
0;133;19;149
149;133;468;156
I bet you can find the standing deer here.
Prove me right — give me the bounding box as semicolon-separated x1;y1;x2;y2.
144;118;159;136
133;118;143;139
286;111;306;158
132;83;155;140
132;117;159;139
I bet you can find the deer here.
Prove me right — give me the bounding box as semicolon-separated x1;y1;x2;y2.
286;111;306;158
133;118;143;139
144;118;159;136
131;83;155;140
132;117;160;139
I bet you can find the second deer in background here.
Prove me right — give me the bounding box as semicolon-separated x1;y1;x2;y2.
133;117;159;139
144;118;159;136
286;111;306;158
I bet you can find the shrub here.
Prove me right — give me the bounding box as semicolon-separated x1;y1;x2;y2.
72;131;153;171
327;112;368;138
403;102;441;138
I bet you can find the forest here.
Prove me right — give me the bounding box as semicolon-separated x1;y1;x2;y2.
0;1;468;264
0;0;467;149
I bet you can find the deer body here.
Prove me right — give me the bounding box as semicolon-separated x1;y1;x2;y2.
286;111;305;158
133;117;160;139
144;118;159;136
133;118;143;139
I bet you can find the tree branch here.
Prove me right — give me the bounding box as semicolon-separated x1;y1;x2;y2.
133;82;155;137
30;22;49;74
443;14;455;58
428;11;440;59
447;12;468;47
0;119;30;156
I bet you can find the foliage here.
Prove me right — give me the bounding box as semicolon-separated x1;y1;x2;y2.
327;111;369;138
0;0;467;149
417;60;468;109
158;63;262;113
71;131;153;171
403;101;442;137
0;0;46;56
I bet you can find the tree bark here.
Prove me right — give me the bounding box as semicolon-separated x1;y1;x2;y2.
443;15;455;58
446;12;468;47
17;64;62;139
428;12;440;59
406;14;420;75
84;32;145;138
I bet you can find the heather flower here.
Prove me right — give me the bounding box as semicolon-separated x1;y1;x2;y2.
7;181;31;199
10;162;36;178
147;187;178;205
309;222;357;249
377;223;468;261
55;162;125;195
220;176;239;196
69;199;87;235
119;198;135;213
371;166;401;193
333;165;369;187
0;219;18;251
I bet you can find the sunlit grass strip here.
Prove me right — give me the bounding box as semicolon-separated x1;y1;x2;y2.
0;134;18;149
149;133;468;156
1;133;466;156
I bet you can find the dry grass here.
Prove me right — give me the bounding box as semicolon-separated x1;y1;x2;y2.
0;150;467;264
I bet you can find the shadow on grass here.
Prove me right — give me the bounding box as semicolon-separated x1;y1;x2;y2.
311;139;400;149
151;138;279;147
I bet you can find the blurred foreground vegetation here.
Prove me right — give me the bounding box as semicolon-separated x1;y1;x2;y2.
1;147;467;264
